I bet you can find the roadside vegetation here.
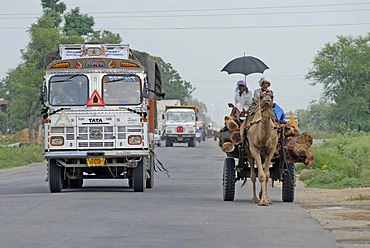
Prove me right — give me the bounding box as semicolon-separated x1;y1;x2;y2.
0;133;44;169
0;145;44;170
296;131;370;189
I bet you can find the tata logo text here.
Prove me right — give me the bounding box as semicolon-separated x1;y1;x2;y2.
89;118;103;123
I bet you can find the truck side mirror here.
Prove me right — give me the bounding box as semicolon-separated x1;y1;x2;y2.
142;82;150;99
40;85;47;103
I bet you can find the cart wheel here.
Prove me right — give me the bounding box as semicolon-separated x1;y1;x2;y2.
282;162;295;202
223;158;235;201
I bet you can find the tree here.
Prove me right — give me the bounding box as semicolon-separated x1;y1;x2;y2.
1;1;124;144
151;56;195;104
63;7;94;36
187;97;212;124
41;0;66;28
306;33;370;131
5;15;62;143
296;101;336;133
87;30;122;44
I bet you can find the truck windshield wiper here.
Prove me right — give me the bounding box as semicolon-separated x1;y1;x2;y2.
105;78;126;83
50;74;80;83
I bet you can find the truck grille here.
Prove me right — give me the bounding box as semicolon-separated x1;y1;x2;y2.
78;126;115;148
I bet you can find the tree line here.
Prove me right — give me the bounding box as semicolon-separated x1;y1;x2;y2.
0;0;210;143
0;1;368;142
298;33;370;133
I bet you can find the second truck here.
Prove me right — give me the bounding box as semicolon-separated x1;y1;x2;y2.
163;105;198;147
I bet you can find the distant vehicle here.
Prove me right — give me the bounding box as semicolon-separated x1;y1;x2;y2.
154;129;161;146
163;105;198;147
196;128;202;143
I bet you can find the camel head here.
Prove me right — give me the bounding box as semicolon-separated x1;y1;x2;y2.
259;91;274;110
286;132;314;167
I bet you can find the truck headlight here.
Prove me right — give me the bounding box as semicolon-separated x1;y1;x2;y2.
128;135;142;145
50;136;64;146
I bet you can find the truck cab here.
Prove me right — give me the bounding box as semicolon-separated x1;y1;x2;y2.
163;106;197;147
41;43;163;193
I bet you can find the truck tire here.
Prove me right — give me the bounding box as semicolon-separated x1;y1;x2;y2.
133;160;145;192
223;158;235;201
146;156;155;189
49;159;63;193
282;162;295;202
165;138;172;147
188;137;196;147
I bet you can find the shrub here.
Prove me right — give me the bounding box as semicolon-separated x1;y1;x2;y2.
0;145;44;169
298;132;370;188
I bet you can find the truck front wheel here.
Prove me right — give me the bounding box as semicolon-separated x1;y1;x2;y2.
165;138;173;147
133;160;145;192
49;159;63;193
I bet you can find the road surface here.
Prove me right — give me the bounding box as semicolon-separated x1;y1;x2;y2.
0;140;339;248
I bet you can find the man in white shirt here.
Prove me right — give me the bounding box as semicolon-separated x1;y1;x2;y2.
228;80;252;115
253;77;273;101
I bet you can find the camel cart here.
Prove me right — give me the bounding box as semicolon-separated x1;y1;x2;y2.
221;128;296;202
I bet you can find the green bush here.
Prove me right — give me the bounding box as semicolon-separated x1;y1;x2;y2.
0;145;44;169
298;132;370;189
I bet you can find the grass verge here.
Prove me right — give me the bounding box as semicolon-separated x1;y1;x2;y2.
296;131;370;189
0;145;44;170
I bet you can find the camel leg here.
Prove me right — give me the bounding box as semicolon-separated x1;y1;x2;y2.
249;159;259;203
262;150;275;205
249;146;269;206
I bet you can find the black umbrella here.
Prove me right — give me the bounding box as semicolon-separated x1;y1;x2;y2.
221;56;269;76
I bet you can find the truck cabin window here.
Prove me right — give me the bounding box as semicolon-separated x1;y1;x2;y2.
49;75;88;106
167;112;195;122
103;75;141;105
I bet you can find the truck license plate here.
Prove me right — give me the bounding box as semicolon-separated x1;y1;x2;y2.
87;157;105;167
177;137;183;141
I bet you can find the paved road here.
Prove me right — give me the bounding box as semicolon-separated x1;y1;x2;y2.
0;140;339;248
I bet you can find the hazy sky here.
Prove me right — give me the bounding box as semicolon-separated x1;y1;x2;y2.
1;0;369;125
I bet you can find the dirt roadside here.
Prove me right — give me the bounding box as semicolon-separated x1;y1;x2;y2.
293;180;370;248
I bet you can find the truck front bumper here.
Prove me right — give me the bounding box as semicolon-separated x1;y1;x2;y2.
44;150;149;159
166;134;195;143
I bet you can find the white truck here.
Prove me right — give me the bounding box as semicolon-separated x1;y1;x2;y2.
163;105;198;147
40;43;163;193
156;99;181;137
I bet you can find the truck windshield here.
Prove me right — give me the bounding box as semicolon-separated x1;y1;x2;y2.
103;75;141;105
167;111;195;122
49;75;88;106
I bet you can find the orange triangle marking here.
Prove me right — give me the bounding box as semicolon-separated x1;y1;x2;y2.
86;90;105;106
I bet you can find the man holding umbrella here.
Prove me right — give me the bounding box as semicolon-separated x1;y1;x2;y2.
252;77;286;122
228;80;252;116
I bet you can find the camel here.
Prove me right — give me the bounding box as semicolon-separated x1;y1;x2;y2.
240;90;278;206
